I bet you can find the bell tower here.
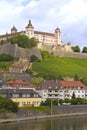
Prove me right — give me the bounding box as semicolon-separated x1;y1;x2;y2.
55;28;62;46
25;20;34;38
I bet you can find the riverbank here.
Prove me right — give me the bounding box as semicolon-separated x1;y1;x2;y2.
1;105;87;123
0;112;87;124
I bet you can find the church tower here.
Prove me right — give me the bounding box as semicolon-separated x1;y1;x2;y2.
55;28;62;46
25;20;34;38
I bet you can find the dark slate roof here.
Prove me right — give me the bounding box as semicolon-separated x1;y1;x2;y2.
26;20;34;28
11;26;17;31
0;88;41;98
36;80;60;90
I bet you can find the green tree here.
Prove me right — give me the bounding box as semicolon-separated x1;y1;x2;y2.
41;99;51;107
0;97;19;113
52;99;58;106
29;37;38;48
64;98;71;103
74;74;79;81
82;46;87;53
8;34;29;48
8;35;38;49
71;98;86;105
72;92;76;99
59;99;64;105
30;55;40;62
0;54;14;61
41;51;51;60
80;77;87;86
72;45;80;52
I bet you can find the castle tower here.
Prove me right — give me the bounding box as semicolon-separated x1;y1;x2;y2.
55;28;62;46
25;20;34;38
11;26;17;34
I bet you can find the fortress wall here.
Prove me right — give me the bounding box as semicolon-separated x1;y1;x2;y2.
0;43;42;60
53;51;87;58
0;43;15;56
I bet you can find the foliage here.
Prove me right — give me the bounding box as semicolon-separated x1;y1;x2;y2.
7;34;29;48
72;92;76;99
72;45;80;52
41;51;51;60
71;98;87;105
80;77;87;86
32;56;87;79
25;69;33;75
52;99;58;106
21;106;48;112
30;55;40;62
59;99;64;105
64;98;71;103
41;99;59;107
31;78;43;86
82;47;87;53
28;37;39;48
74;74;79;81
7;34;38;48
0;97;19;113
0;54;14;61
41;99;51;107
0;61;13;69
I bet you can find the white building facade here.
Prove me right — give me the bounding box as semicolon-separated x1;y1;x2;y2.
25;20;62;49
36;80;87;102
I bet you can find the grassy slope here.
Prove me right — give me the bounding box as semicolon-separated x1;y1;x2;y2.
32;57;87;78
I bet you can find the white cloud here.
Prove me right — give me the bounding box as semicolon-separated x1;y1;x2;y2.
0;0;87;48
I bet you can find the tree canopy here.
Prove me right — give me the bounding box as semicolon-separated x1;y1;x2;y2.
7;34;38;48
72;45;80;52
0;54;14;61
82;46;87;53
0;96;19;113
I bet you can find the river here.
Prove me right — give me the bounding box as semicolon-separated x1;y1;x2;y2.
0;115;87;130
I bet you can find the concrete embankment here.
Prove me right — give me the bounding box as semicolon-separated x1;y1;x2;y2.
0;113;87;124
1;105;87;123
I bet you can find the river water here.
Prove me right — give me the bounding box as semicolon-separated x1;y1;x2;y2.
0;115;87;130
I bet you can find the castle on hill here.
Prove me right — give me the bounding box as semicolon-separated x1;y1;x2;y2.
0;20;72;52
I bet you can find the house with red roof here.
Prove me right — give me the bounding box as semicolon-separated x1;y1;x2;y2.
36;80;87;101
6;79;35;90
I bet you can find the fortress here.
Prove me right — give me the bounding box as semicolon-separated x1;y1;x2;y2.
0;20;72;52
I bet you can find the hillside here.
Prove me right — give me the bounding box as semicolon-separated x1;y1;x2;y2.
32;56;87;78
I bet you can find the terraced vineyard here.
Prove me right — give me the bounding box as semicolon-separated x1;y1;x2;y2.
32;56;87;78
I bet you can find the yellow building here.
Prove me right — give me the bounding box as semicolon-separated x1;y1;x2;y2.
0;88;41;107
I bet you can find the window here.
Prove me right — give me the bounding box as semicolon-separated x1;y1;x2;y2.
12;94;19;98
55;95;58;97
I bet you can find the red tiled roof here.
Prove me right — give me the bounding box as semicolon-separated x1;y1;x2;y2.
6;80;35;88
60;80;86;88
7;80;28;84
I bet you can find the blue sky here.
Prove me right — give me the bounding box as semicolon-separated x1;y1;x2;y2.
0;0;87;49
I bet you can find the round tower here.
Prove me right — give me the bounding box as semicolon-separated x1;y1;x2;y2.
55;28;62;45
11;26;17;34
25;20;34;38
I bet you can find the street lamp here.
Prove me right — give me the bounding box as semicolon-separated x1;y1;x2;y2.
51;99;52;117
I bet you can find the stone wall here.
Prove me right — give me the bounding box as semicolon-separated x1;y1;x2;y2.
1;72;33;82
52;51;87;58
0;43;42;60
54;105;87;114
